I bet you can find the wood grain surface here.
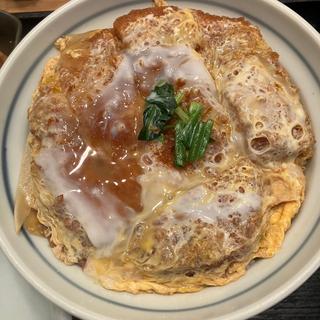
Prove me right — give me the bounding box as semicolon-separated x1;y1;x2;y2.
0;0;69;13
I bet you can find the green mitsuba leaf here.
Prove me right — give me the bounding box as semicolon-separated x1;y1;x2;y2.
174;104;213;167
138;81;213;167
139;81;177;141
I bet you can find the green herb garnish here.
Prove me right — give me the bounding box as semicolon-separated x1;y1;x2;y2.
138;81;213;167
138;81;177;140
174;103;213;167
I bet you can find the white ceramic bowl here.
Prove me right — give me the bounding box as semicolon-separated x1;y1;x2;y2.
0;1;319;319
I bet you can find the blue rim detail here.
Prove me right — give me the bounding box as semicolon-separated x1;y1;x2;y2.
2;0;320;313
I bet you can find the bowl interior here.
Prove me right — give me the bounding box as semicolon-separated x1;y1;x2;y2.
0;1;319;320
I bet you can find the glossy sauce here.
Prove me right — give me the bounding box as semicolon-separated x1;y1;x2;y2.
36;45;227;248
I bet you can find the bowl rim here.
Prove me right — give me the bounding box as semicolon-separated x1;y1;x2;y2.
0;1;320;320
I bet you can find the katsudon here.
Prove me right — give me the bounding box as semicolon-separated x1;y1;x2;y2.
14;1;314;293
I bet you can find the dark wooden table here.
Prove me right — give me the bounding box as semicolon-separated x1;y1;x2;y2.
13;1;320;319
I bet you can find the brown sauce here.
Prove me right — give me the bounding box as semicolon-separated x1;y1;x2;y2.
135;60;163;96
56;55;164;219
52;46;221;229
